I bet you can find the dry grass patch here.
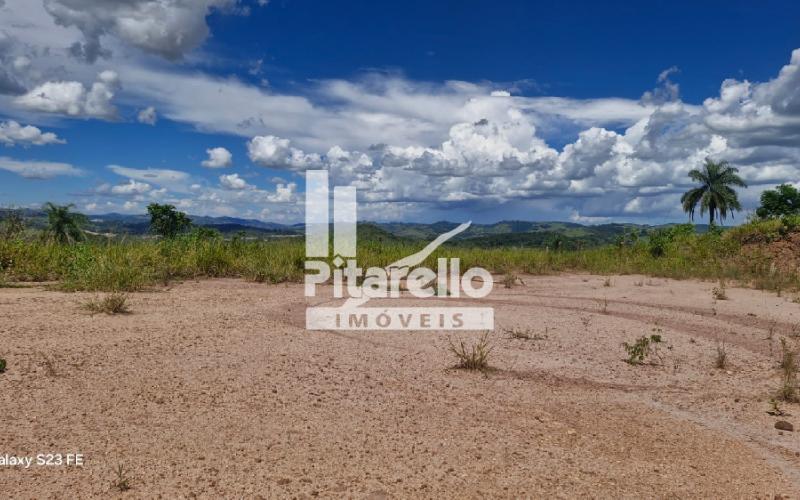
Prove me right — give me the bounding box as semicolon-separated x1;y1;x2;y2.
84;293;131;315
502;271;524;289
712;280;728;300
449;331;493;371
504;326;547;341
777;338;798;402
715;343;728;369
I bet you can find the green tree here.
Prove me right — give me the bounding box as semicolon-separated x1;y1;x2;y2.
147;203;192;238
680;158;747;226
755;183;800;219
43;203;87;244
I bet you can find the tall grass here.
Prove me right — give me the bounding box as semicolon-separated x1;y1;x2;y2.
0;219;798;292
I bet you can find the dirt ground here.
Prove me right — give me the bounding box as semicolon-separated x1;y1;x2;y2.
1;274;799;498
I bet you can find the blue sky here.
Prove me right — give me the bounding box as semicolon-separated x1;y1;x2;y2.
0;0;799;224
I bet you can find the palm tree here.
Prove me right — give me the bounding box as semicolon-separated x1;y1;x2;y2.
680;158;747;226
43;203;87;244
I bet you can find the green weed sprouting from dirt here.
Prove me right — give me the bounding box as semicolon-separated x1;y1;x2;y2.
112;464;131;491
622;334;664;365
449;331;493;370
768;398;786;416
0;357;6;373
84;293;131;315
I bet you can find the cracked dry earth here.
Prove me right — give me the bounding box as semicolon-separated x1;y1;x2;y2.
1;274;800;498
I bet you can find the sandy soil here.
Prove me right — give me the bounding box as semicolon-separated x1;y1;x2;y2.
1;274;799;498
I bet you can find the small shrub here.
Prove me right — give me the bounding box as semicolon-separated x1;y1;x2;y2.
449;331;493;370
503;271;518;289
603;277;612;287
622;334;664;365
113;464;131;491
84;293;131;315
715;343;727;369
0;357;6;373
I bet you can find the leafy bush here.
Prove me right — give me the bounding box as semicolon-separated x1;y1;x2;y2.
647;224;695;258
622;334;664;365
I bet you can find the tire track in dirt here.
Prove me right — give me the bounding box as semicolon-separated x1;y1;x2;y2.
291;291;784;356
478;295;780;357
494;367;690;394
522;291;800;337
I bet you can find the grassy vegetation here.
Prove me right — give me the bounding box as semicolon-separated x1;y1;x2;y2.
0;217;799;292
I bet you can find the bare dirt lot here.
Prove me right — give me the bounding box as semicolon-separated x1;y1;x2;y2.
1;275;799;498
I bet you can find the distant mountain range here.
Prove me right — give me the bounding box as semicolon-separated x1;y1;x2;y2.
1;208;708;249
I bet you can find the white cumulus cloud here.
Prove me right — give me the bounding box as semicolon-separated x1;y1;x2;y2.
202;147;233;168
248;135;321;170
14;71;120;119
110;179;152;195
0;120;65;146
219;173;249;190
42;0;248;62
